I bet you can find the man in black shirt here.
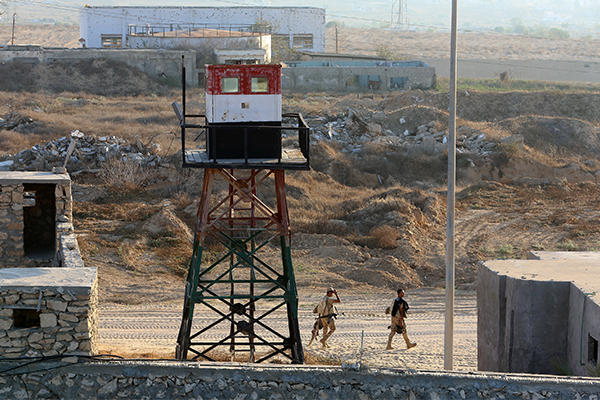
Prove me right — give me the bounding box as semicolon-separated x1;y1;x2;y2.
386;288;417;350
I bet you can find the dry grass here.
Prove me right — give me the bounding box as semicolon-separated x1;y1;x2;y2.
0;91;180;157
97;345;175;360
369;225;400;249
98;158;152;192
171;191;195;210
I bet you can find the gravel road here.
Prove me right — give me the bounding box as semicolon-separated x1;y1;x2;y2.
98;288;477;371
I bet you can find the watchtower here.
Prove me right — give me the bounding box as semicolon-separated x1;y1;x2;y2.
172;60;309;363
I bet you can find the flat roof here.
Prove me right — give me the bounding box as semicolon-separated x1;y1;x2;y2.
0;171;70;185
483;251;600;303
0;267;96;293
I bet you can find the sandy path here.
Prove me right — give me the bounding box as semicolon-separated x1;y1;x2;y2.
98;288;477;371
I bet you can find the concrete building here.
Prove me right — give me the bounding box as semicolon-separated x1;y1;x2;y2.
281;60;436;92
478;251;600;376
79;6;326;53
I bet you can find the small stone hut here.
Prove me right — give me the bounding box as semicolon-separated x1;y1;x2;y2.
0;171;98;358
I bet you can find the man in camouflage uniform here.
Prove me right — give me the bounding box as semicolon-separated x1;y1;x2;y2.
386;288;417;350
316;287;341;348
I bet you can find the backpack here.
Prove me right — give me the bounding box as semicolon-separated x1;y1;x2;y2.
313;298;327;314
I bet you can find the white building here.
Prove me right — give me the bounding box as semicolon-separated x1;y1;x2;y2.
79;6;326;52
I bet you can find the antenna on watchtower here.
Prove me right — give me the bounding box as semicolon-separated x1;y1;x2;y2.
391;0;408;30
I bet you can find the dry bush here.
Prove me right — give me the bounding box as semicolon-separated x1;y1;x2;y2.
171;191;194;210
98;158;151;192
117;241;144;270
370;225;399;249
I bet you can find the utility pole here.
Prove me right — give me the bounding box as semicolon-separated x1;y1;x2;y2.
335;26;339;53
445;0;458;371
11;13;16;45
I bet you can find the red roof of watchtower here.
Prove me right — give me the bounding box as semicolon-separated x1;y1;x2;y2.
205;64;281;96
174;63;310;170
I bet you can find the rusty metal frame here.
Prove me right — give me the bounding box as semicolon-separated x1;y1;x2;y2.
176;168;304;364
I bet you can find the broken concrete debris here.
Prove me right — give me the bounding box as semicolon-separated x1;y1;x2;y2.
0;130;162;172
0;112;33;131
306;107;502;156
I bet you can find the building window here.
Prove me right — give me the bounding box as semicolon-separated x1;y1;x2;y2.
292;35;313;49
390;76;408;89
14;309;41;328
589;334;599;365
101;35;122;48
251;77;269;93
222;77;239;93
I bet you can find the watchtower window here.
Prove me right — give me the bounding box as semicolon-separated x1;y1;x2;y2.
14;309;41;328
222;77;239;93
590;334;599;365
251;77;269;93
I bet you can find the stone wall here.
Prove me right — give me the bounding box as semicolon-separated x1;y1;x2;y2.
0;277;98;359
0;183;24;263
0;361;599;399
0;172;72;267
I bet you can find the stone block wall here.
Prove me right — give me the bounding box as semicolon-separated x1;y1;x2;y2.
0;278;98;358
55;182;73;223
0;183;24;262
0;173;72;267
0;361;599;400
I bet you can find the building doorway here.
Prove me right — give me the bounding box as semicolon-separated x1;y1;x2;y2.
23;183;56;260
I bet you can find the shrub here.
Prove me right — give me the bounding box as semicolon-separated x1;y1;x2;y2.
370;225;399;249
98;158;150;192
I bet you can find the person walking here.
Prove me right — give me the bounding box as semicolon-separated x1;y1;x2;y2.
315;287;341;348
386;288;417;350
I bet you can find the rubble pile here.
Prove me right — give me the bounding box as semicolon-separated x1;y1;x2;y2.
0;130;162;172
306;107;499;156
0;112;33;131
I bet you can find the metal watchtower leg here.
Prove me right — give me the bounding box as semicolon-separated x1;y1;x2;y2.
176;168;304;364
